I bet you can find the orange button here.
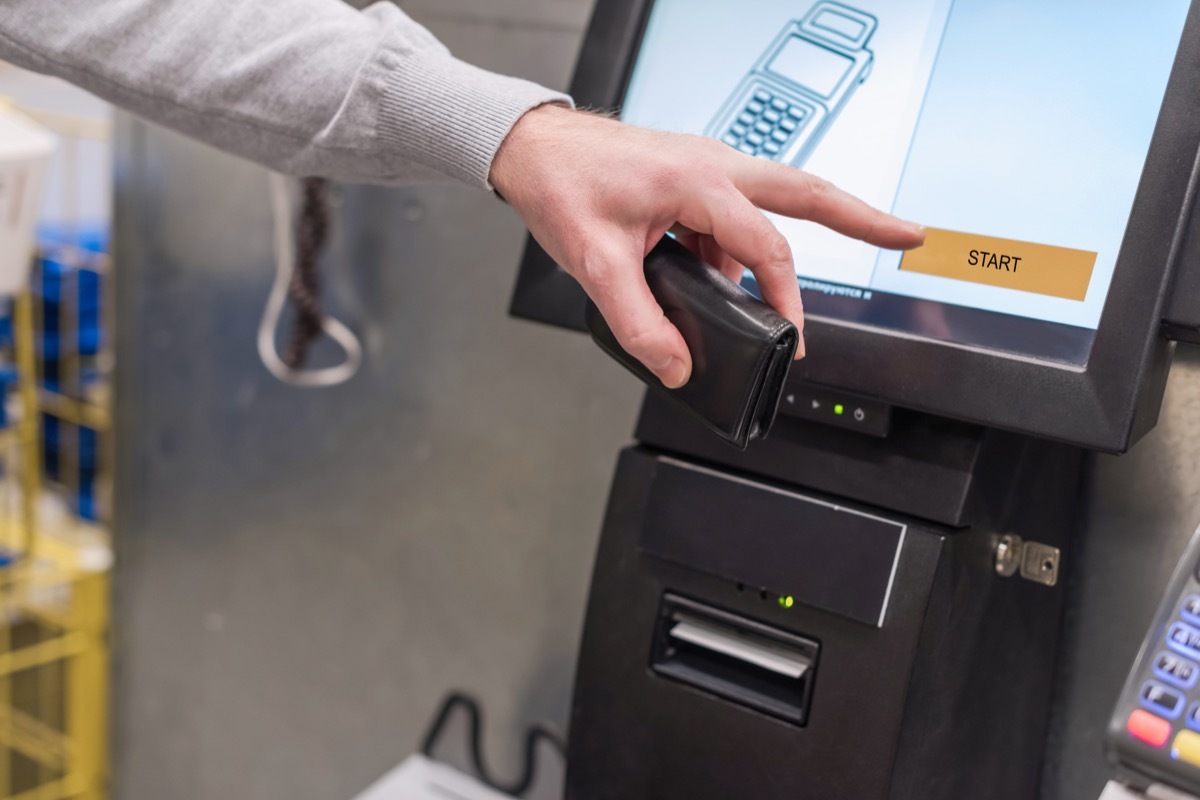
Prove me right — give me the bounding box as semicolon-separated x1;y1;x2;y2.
899;227;1097;301
1175;729;1200;767
1128;709;1171;747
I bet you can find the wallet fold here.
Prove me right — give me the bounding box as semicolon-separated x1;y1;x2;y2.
585;236;799;450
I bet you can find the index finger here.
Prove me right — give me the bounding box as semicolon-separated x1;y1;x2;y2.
677;188;807;358
730;158;926;251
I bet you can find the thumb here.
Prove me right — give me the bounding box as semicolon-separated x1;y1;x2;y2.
583;249;691;388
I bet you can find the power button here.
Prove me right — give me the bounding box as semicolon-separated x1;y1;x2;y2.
778;388;892;437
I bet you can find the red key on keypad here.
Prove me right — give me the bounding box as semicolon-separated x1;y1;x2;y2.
1128;709;1172;747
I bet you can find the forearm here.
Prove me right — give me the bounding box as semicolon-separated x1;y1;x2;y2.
0;0;570;187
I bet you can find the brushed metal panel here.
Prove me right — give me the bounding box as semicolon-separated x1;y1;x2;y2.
112;6;622;800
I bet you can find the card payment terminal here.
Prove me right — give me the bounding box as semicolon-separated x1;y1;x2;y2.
705;2;876;167
1107;524;1200;799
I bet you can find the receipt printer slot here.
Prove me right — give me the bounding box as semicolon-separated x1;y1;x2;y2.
650;594;819;726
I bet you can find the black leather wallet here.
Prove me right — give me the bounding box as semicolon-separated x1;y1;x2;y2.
585;237;799;450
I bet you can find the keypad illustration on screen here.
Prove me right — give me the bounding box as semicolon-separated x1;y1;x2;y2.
707;2;877;168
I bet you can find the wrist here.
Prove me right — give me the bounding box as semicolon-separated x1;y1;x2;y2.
490;103;576;201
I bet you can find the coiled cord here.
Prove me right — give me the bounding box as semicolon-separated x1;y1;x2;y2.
420;692;567;798
258;173;362;387
283;177;329;369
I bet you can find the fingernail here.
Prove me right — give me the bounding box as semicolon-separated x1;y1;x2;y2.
910;222;927;238
660;357;689;389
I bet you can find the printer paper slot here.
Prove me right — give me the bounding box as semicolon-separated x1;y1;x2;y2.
669;617;811;679
651;594;819;726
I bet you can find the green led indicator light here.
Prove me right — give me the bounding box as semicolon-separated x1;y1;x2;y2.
834;404;845;416
778;595;795;609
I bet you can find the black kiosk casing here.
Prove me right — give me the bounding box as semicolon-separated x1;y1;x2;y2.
567;424;1081;799
511;1;1200;797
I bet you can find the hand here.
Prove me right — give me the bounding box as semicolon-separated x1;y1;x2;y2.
490;105;925;388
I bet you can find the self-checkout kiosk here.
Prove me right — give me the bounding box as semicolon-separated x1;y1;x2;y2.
510;1;1200;798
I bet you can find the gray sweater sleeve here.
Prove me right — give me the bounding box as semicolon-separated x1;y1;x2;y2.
0;0;572;188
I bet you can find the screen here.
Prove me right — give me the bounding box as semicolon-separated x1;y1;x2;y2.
621;0;1191;363
768;38;854;97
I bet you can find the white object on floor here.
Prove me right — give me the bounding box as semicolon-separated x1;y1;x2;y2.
354;755;518;800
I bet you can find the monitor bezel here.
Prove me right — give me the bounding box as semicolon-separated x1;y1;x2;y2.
510;0;1200;452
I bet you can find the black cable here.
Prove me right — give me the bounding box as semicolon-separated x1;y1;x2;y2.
420;692;567;798
283;177;329;369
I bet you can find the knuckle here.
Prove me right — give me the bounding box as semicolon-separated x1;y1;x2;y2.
764;231;793;268
685;132;722;155
801;172;833;203
644;161;683;196
620;323;667;362
687;136;733;182
571;238;614;286
858;214;880;242
696;161;720;188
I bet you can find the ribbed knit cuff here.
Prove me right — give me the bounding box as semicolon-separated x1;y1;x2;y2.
378;52;573;189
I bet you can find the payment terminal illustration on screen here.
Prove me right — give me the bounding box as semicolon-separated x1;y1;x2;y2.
706;2;877;167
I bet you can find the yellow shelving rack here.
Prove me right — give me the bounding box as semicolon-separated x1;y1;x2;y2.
0;290;110;800
0;98;112;800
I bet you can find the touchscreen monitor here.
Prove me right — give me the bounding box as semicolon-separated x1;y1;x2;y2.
622;0;1191;364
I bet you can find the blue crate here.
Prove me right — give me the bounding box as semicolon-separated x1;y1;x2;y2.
0;364;18;429
35;223;108;255
42;417;100;522
35;265;101;358
33;224;108;522
35;224;104;361
36;257;101;312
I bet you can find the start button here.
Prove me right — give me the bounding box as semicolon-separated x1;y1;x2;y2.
899;227;1097;301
